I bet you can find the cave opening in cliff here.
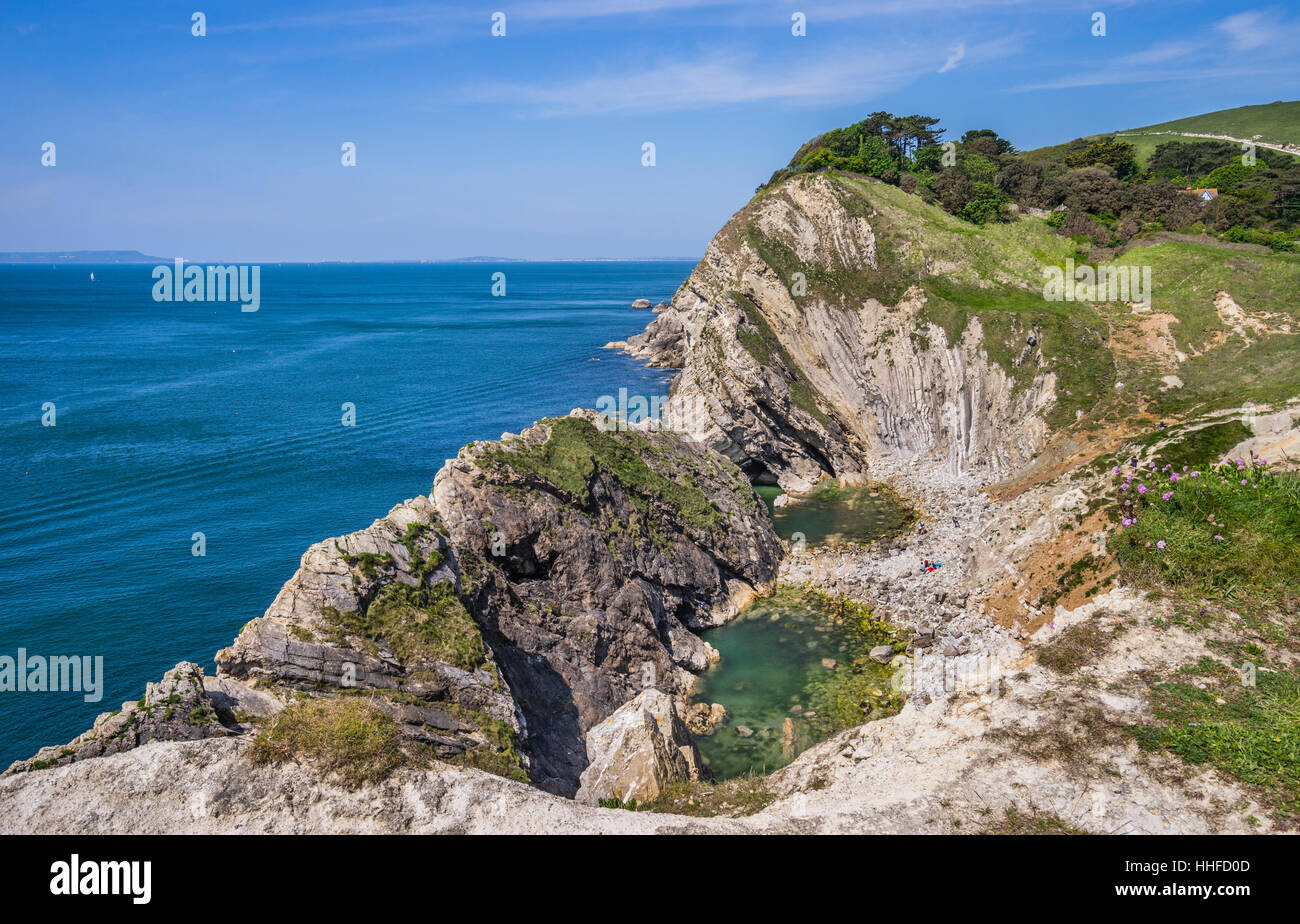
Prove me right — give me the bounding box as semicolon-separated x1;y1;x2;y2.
740;459;779;486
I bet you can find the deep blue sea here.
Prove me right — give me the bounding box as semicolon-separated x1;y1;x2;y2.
0;262;688;767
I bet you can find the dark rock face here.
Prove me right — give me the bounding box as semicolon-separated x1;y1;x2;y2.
5;662;230;775
435;413;782;794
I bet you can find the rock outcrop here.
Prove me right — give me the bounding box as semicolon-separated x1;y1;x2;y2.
5;662;231;775
0;585;1272;835
574;689;702;805
619;173;1066;488
434;412;781;793
215;495;521;765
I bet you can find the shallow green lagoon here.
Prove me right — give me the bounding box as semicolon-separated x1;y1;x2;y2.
691;589;900;780
757;481;911;548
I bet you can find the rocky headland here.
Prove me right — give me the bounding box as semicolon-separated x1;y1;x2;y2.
5;162;1300;834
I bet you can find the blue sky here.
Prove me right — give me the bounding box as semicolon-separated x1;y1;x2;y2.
2;0;1298;260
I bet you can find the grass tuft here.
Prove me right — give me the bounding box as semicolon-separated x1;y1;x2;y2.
248;698;406;788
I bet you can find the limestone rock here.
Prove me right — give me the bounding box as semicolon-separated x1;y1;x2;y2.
214;495;519;760
203;676;283;724
616;173;1054;487
574;689;701;805
5;662;230;775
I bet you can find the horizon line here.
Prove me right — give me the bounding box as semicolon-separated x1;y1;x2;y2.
0;252;700;265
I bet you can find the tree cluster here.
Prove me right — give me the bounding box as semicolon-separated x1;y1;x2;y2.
767;115;1299;249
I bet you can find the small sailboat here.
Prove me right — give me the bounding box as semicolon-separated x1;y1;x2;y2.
89;272;94;281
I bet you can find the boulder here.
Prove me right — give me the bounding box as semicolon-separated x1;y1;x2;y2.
202;675;283;724
575;689;701;805
631;298;653;309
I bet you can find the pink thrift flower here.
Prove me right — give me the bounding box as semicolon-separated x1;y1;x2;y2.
1214;535;1224;541
1138;484;1147;494
1162;492;1173;500
1157;540;1166;549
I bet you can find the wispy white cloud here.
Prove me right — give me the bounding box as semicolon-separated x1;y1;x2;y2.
1113;38;1204;68
461;31;1021;116
939;42;966;73
1015;63;1296;92
468;49;917;116
215;0;1044;32
1216;9;1278;50
1014;7;1300;92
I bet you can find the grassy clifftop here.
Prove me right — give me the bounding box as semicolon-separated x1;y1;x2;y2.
1124;100;1300;147
733;169;1300;435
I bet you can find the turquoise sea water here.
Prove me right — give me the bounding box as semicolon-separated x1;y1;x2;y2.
692;586;900;779
0;262;687;767
756;482;911;547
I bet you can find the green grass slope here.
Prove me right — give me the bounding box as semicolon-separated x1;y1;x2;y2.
1124;101;1300;147
741;172;1300;434
1022;101;1300;168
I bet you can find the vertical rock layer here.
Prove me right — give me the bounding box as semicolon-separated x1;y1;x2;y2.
621;173;1067;487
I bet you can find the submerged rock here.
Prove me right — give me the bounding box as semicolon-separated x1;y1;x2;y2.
684;701;728;735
